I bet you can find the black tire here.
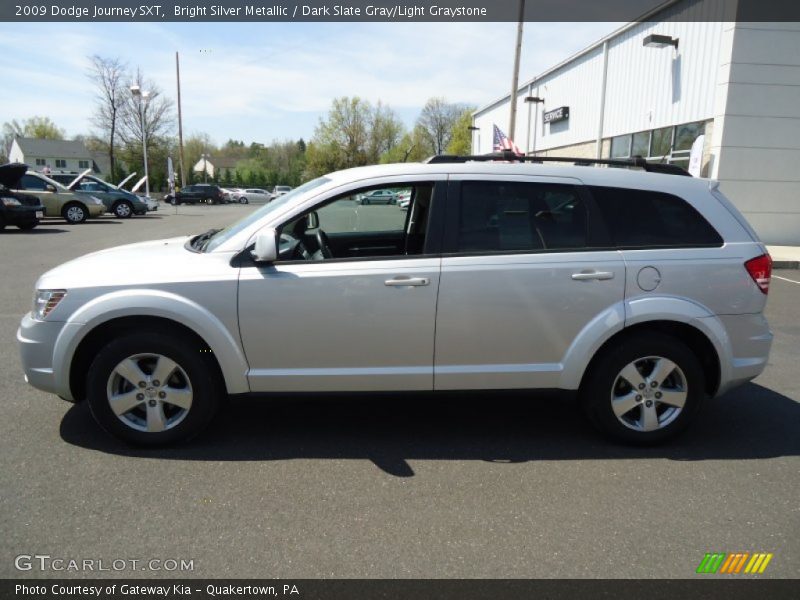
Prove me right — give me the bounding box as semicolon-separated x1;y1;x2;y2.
0;215;6;231
86;331;223;446
62;202;88;224
113;200;134;218
17;221;38;230
579;332;705;444
362;198;370;205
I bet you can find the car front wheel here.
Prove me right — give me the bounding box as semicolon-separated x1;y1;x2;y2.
86;331;222;445
113;200;133;218
580;332;704;444
62;203;87;224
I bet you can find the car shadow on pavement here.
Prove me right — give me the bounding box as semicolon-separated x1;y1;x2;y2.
1;228;68;234
59;382;800;477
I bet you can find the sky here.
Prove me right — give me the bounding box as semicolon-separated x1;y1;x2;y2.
0;21;623;146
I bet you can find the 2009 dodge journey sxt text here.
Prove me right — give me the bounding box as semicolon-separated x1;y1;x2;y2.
17;156;773;445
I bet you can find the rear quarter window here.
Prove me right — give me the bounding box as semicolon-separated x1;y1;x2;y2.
589;186;723;248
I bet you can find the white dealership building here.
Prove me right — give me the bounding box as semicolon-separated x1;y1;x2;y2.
471;0;800;244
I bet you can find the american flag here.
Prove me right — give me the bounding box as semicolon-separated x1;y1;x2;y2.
493;124;523;155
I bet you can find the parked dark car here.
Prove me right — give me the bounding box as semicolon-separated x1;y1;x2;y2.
0;163;45;231
166;184;226;205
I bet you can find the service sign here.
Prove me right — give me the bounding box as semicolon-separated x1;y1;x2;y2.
543;106;569;124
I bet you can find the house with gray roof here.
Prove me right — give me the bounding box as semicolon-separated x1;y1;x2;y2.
8;137;103;175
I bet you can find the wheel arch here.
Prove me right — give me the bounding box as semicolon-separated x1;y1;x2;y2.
55;290;250;401
578;320;722;397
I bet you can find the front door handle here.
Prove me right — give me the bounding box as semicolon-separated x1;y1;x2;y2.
385;277;430;287
571;271;615;281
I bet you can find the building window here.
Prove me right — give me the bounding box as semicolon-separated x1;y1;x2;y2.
650;127;672;158
78;160;90;169
35;158;46;166
55;159;66;168
673;121;705;152
631;131;650;157
610;135;631;158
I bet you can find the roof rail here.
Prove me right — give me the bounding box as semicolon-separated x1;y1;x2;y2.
424;151;692;176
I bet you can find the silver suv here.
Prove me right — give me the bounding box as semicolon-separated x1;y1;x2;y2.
16;156;773;445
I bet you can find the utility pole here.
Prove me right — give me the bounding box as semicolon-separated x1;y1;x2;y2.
176;51;186;188
508;0;525;141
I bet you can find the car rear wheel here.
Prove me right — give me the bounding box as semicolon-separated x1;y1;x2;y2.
86;331;222;445
62;203;87;224
113;200;133;218
580;332;704;444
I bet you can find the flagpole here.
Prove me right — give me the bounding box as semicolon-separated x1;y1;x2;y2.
508;0;525;141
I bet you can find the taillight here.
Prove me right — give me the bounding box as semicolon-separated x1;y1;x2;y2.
744;254;772;294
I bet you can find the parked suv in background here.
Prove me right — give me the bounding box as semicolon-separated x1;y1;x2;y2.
17;156;772;446
167;184;225;205
0;163;44;231
10;169;106;224
50;172;149;218
272;185;292;198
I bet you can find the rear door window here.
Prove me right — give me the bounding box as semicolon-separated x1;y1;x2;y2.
589;186;722;248
454;181;591;252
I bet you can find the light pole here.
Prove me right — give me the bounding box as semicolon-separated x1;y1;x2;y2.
129;84;151;198
201;153;209;183
468;125;479;154
524;95;545;156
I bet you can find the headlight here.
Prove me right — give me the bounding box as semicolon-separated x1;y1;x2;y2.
89;195;104;205
1;197;21;206
33;290;67;320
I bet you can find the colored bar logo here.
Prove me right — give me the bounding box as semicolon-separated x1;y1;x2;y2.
696;552;773;574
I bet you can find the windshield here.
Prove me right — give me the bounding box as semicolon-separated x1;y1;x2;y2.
203;176;331;252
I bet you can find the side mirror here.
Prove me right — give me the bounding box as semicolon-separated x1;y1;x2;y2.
46;184;56;193
306;211;319;229
251;228;278;263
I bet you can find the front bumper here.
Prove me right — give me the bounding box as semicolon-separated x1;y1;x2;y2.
17;313;69;396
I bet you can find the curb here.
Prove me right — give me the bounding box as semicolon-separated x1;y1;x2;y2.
773;260;799;270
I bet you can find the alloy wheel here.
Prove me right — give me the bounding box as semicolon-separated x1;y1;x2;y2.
106;353;193;433
610;356;687;432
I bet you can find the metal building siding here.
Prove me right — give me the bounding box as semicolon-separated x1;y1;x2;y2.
602;19;724;139
472;0;731;154
529;47;606;152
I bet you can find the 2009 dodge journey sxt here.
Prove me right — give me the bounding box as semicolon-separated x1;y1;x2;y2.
17;155;773;445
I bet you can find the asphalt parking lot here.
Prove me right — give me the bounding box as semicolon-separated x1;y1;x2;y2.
1;206;798;579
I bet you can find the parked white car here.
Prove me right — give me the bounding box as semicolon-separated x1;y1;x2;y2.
236;188;271;204
17;156;773;446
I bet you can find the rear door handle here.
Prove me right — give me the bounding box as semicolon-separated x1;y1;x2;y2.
571;271;614;281
385;277;430;287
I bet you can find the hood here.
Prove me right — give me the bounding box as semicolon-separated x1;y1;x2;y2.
0;163;27;188
37;236;197;290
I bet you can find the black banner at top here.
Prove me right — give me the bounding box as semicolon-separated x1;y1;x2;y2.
3;0;800;22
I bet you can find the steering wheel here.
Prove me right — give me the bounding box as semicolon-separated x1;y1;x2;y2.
316;229;334;259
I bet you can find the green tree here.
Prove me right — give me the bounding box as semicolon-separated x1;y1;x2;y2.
380;127;433;163
446;107;477;155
